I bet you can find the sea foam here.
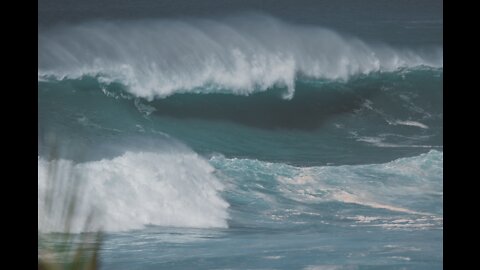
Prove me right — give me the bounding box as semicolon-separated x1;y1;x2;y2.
38;151;229;233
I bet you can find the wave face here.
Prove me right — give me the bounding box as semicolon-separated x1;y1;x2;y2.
209;150;442;234
38;14;442;100
213;149;443;218
39;67;442;165
38;151;229;233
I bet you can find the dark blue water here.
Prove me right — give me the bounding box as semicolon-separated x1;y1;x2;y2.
38;1;443;269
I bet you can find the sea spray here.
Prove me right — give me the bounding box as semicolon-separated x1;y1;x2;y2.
39;14;442;100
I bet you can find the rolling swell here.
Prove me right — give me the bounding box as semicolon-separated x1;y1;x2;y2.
39;68;442;166
39;68;442;130
212;149;443;230
38;14;442;100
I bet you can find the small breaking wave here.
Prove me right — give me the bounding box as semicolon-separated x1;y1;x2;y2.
38;151;229;233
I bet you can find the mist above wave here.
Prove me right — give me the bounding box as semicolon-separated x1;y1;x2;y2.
38;14;442;100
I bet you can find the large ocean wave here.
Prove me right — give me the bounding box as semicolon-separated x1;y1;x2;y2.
38;65;442;166
39;67;442;132
38;14;442;100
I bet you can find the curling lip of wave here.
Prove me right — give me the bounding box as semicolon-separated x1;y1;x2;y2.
38;14;443;100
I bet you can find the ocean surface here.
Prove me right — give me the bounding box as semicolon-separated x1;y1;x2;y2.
38;1;443;269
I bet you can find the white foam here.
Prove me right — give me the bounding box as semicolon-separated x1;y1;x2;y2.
38;151;229;233
355;136;441;148
348;215;382;223
134;99;157;116
304;265;358;270
390;256;411;261
252;150;442;216
346;214;443;230
38;14;443;100
263;256;283;260
388;120;429;129
330;191;424;215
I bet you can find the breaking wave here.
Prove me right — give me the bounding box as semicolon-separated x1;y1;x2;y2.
38;151;229;233
38;14;442;100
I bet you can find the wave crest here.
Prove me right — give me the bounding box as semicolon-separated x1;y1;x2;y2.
38;14;442;100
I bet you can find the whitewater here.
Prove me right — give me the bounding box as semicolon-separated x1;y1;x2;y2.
38;15;442;100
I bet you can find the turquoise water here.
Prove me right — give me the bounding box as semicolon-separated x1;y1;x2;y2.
38;1;443;269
